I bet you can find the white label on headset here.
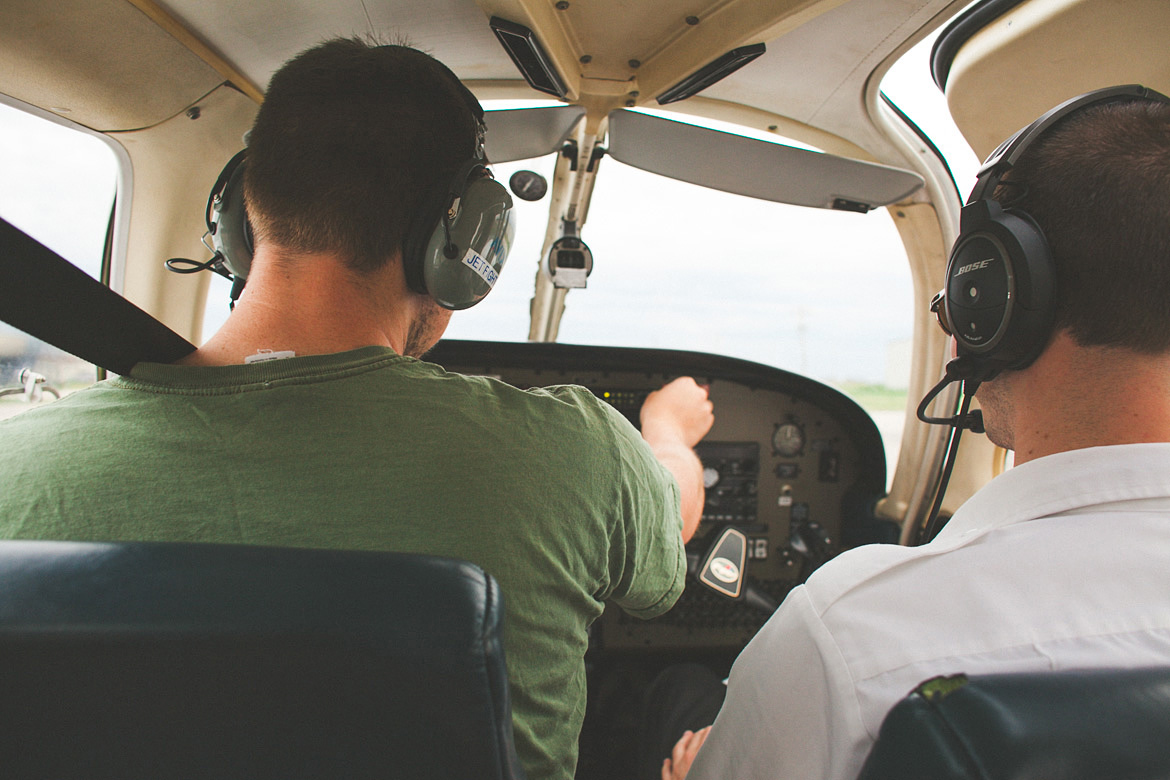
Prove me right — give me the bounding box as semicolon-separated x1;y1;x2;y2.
462;248;498;289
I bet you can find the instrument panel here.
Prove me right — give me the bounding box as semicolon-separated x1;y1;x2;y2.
426;339;892;653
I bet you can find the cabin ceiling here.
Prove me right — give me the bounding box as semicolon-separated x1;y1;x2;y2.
944;0;1170;159
0;0;222;131
0;0;967;166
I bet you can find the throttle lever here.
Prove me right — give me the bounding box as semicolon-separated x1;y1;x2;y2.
694;526;779;614
697;526;747;599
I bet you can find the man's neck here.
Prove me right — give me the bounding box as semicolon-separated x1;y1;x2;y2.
1009;333;1170;464
179;246;425;367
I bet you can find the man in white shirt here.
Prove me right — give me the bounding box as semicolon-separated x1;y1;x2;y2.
660;89;1170;780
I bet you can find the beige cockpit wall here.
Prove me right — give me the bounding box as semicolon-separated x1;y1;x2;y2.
0;0;260;342
945;0;1170;161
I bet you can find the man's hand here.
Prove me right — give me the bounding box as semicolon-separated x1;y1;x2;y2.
641;377;715;449
661;726;712;780
640;377;714;542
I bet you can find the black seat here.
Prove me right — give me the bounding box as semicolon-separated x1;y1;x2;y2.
858;667;1170;780
0;540;526;780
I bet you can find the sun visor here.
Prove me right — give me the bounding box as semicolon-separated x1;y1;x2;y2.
482;106;586;163
607;109;924;211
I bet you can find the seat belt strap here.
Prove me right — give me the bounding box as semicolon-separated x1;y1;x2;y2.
0;217;195;376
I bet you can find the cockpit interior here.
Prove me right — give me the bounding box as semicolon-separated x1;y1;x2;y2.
2;0;1168;776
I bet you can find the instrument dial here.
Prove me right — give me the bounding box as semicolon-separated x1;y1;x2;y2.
772;421;805;458
509;169;548;202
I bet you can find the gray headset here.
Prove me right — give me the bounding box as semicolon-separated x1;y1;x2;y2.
206;72;514;311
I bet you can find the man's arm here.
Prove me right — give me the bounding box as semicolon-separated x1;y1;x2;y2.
640;377;714;543
684;586;867;780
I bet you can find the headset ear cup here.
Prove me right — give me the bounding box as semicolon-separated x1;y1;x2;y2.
945;200;1054;379
422;176;514;310
208;151;254;281
401;184;448;296
999;208;1055;368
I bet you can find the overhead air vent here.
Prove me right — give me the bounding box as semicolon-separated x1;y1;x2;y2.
656;43;766;105
489;17;568;99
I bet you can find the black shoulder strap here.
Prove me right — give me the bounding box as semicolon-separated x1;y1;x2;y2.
0;217;195;376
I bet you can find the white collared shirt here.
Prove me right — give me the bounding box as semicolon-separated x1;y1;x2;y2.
688;443;1170;780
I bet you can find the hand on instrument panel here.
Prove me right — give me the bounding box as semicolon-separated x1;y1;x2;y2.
640;377;714;543
640;377;714;448
661;726;711;780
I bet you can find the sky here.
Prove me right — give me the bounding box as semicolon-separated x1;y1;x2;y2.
0;28;979;391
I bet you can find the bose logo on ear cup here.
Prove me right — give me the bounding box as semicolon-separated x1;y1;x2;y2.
954;259;994;276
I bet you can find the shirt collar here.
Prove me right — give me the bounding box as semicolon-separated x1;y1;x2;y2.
119;346;404;389
937;443;1170;542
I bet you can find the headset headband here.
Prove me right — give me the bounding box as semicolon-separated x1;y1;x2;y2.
967;84;1162;203
421;51;487;161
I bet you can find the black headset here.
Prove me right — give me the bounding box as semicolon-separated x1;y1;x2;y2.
931;84;1170;383
204;62;514;311
916;84;1170;544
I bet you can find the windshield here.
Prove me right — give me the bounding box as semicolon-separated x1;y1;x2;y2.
441;145;913;483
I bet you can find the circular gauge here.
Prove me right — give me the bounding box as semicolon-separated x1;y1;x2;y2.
508;169;549;202
772;421;805;458
702;466;720;489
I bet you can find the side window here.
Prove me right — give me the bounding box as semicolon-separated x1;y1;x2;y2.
0;100;118;419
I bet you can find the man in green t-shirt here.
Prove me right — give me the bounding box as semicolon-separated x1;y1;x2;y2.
0;39;713;780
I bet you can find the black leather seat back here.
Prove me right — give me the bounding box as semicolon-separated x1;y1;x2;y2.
0;540;526;780
858;667;1170;780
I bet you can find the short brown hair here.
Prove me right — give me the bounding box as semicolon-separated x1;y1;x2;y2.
243;38;479;273
1004;97;1170;351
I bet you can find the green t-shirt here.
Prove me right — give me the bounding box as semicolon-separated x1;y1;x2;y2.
0;346;685;780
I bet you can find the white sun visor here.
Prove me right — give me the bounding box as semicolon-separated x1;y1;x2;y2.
607;109;924;211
